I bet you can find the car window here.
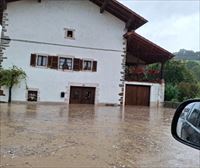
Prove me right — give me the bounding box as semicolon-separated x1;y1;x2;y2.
180;103;195;118
197;116;200;129
187;103;200;128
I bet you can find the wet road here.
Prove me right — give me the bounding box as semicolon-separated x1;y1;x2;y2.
0;103;199;168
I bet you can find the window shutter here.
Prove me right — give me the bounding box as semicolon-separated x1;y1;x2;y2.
51;56;58;69
47;56;58;69
47;56;53;68
92;61;97;72
79;59;83;70
73;58;82;71
30;54;36;66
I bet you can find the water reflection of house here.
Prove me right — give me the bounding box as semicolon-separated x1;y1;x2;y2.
68;105;95;122
0;0;173;106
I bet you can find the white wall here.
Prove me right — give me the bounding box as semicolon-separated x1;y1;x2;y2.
1;0;126;104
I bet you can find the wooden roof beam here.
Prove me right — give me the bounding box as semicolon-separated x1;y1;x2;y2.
0;0;7;10
126;18;134;31
100;0;110;13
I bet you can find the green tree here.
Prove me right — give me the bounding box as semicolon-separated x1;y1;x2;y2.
177;82;200;101
164;60;196;85
0;66;27;103
163;59;200;102
186;61;200;81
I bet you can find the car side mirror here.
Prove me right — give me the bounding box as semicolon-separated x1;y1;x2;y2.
171;99;200;150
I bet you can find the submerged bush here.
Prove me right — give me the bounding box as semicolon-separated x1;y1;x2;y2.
165;84;179;101
177;82;200;102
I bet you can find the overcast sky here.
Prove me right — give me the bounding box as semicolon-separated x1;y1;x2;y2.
120;0;200;52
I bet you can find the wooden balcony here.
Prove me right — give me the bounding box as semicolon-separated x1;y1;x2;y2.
124;31;174;84
125;66;161;83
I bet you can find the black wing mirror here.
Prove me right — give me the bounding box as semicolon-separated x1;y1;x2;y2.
171;99;200;150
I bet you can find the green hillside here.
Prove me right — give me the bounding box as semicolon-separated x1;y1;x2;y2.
174;49;200;61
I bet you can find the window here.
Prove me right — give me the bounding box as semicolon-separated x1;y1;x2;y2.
83;60;92;70
187;103;200;128
59;57;73;70
67;30;73;38
30;53;97;72
27;90;38;102
64;28;75;39
37;55;47;67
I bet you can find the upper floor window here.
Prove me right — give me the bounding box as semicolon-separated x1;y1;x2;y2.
37;55;47;67
30;54;97;72
83;60;92;71
59;57;73;70
64;28;75;39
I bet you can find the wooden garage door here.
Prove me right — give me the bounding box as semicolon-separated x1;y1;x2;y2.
69;86;95;104
125;85;150;106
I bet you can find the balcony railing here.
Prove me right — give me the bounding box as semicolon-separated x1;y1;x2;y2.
125;67;161;83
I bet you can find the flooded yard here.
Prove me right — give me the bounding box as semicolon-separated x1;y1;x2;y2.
0;103;199;168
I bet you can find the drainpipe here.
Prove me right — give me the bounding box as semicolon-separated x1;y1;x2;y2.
160;62;165;84
160;62;165;106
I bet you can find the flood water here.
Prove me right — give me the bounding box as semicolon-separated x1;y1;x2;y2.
0;103;199;168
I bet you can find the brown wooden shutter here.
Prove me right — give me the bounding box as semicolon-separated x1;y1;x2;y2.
73;58;82;71
92;61;97;72
79;59;83;70
47;56;58;69
47;56;53;68
51;56;58;69
30;54;36;66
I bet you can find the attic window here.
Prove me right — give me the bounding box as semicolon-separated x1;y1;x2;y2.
64;28;75;39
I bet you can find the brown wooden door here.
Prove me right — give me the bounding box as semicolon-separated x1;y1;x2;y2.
69;86;95;104
125;85;150;106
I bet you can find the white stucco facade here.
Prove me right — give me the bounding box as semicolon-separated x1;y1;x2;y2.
1;0;126;104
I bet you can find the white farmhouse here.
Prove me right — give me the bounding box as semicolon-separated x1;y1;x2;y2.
0;0;174;106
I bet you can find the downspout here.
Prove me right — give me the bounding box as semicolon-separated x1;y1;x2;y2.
160;61;166;106
160;62;165;84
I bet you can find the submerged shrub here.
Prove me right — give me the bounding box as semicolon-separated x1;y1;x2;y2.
177;82;200;101
165;84;179;101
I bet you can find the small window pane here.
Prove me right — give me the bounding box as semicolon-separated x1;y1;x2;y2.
67;31;73;38
59;57;72;70
27;90;38;101
37;55;47;66
83;60;92;70
187;103;200;127
64;29;75;39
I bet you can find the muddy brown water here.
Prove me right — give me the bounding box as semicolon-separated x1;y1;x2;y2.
0;103;199;168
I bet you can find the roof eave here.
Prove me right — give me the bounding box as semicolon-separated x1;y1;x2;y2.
90;0;148;30
124;32;174;64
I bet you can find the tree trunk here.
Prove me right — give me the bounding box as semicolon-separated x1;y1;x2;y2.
8;86;12;103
